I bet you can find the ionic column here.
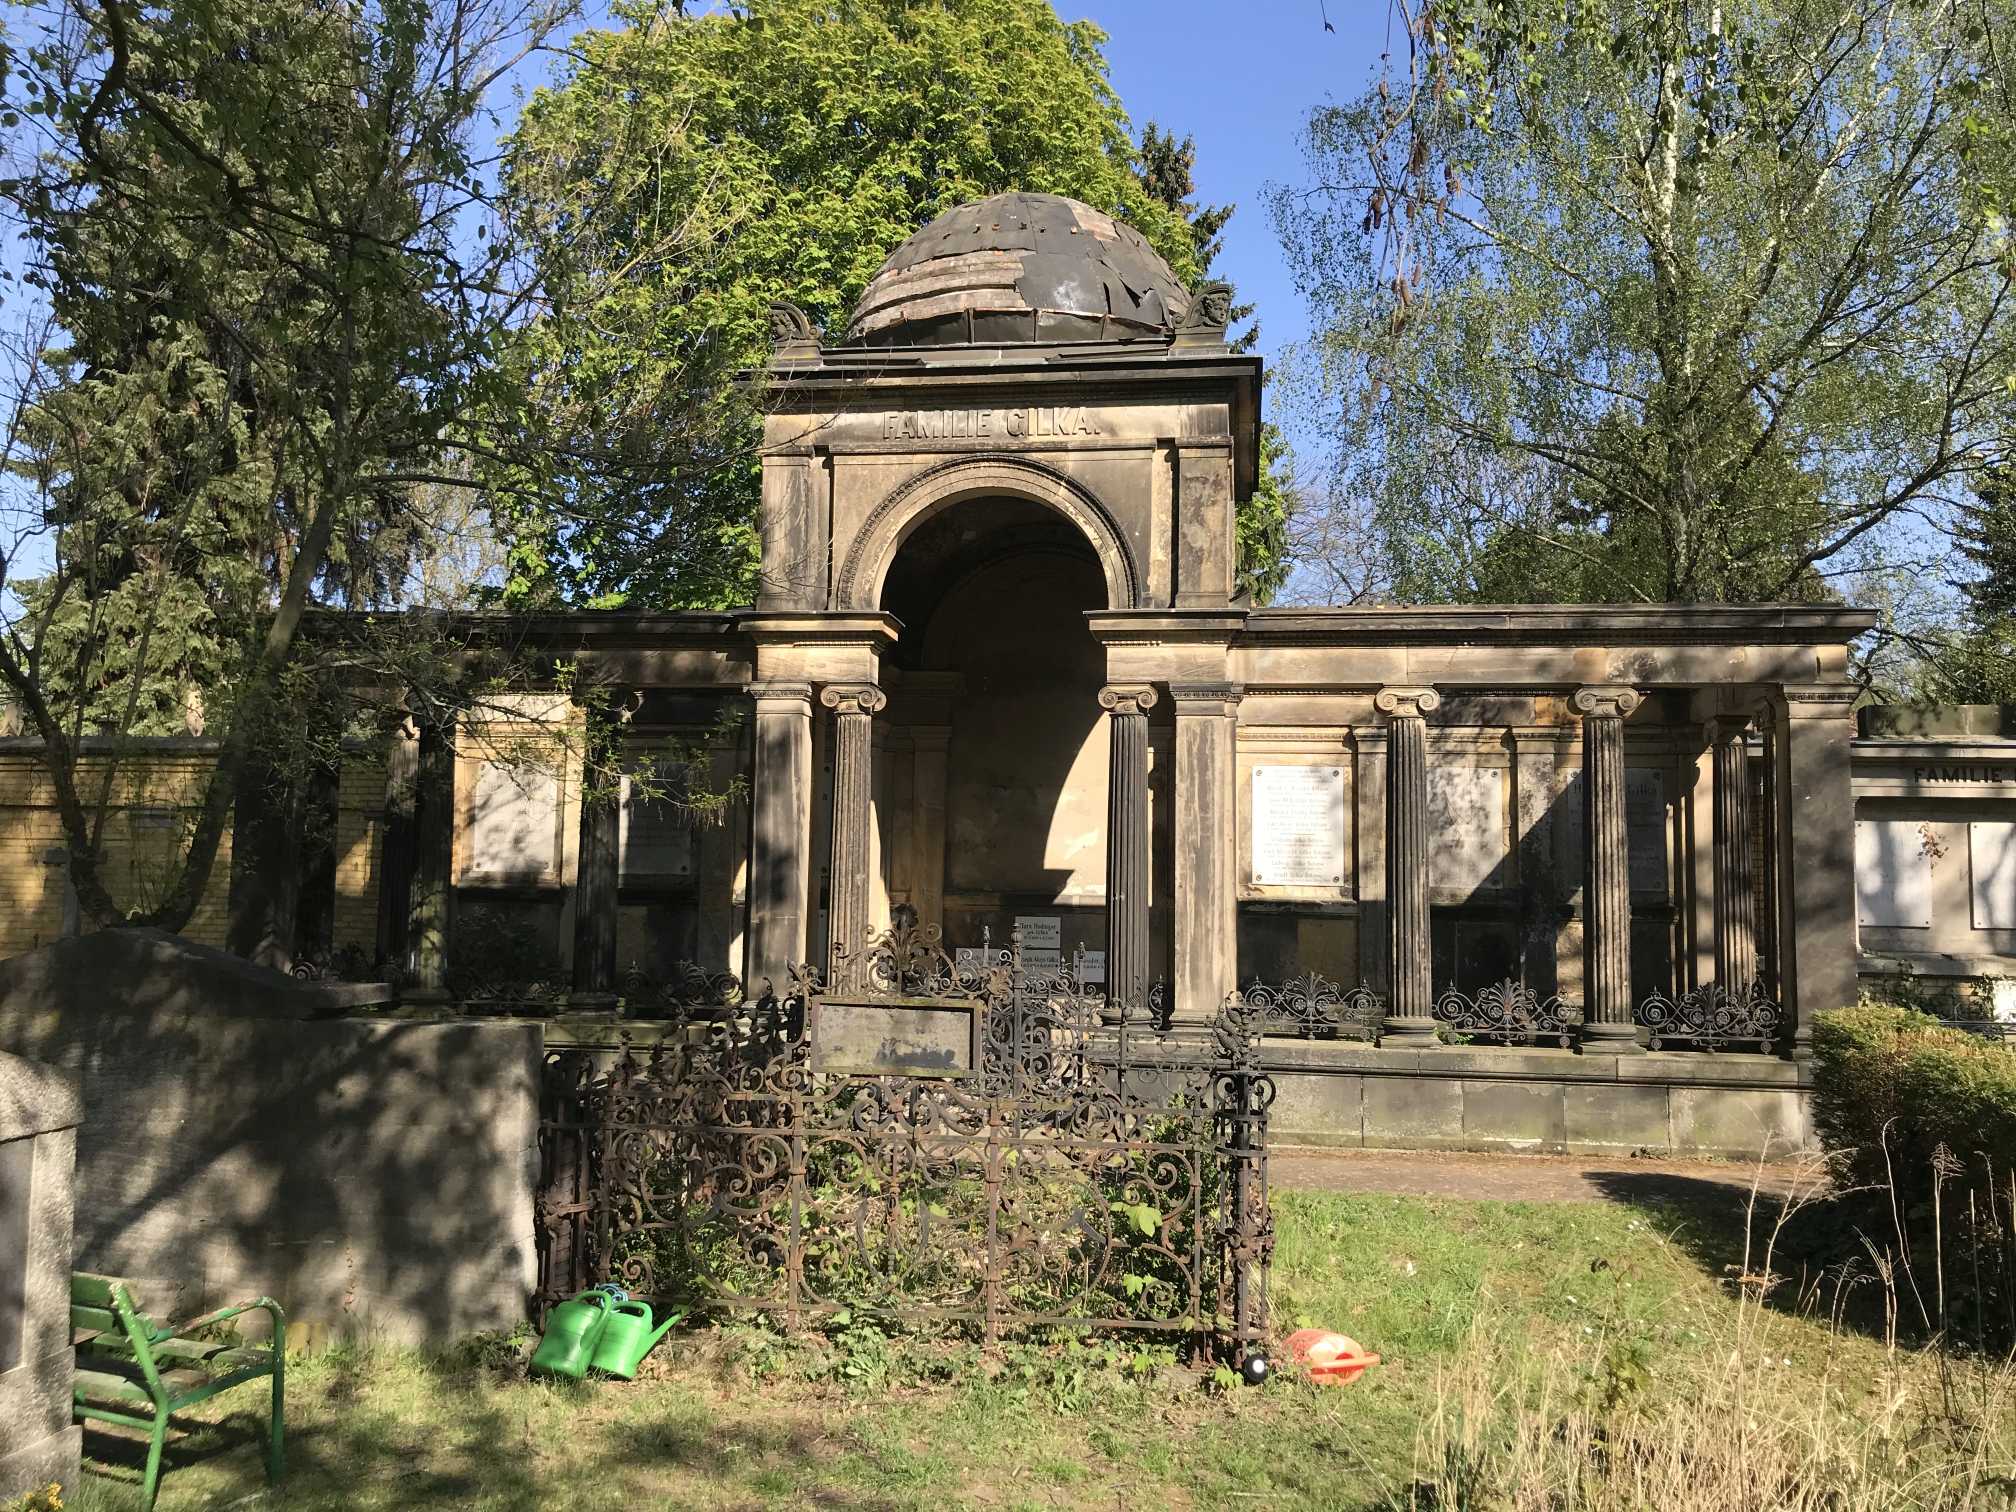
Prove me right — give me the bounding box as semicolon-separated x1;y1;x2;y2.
1708;713;1758;993
822;683;886;988
1100;685;1158;1013
570;700;622;1009
1172;684;1241;1024
404;709;455;1004
748;683;815;991
1375;687;1440;1045
1574;685;1643;1052
1756;706;1782;1002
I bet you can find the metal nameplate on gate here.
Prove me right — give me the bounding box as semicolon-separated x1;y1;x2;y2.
809;997;979;1077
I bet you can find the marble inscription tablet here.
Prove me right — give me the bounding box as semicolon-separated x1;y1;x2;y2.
813;1000;975;1077
619;773;696;881
1429;765;1507;893
1856;819;1932;928
468;759;560;881
1970;821;2016;930
1251;765;1346;887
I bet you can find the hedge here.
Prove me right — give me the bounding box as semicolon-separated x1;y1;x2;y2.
1811;1003;2016;1192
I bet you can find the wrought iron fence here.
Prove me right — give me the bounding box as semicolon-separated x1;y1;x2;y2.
535;912;1273;1363
1433;978;1582;1048
1634;983;1783;1052
1240;973;1383;1043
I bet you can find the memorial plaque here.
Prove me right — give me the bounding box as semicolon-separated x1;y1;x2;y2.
1078;949;1107;985
812;999;977;1077
1856;819;1932;928
1970;821;2016;931
1250;765;1346;887
619;773;697;881
468;759;560;881
1429;766;1508;893
1626;771;1669;893
1022;947;1062;971
1015;915;1061;951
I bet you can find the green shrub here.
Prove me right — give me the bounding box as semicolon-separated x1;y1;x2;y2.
1812;1003;2016;1190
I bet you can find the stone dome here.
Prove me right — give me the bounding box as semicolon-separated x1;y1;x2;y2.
845;192;1191;347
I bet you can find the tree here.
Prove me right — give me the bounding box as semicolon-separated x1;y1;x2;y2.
1276;0;2016;605
0;0;578;931
497;0;1286;609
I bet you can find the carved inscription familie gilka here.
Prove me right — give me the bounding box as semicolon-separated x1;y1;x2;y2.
881;406;1099;441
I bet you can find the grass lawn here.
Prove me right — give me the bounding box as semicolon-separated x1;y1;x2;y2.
53;1180;2016;1511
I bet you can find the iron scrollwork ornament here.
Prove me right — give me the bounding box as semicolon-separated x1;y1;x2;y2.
1433;978;1582;1048
1634;982;1783;1052
1238;973;1384;1043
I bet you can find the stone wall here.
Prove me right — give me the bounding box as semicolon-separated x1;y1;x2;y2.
0;1052;81;1502
0;937;537;1345
1265;1043;1814;1158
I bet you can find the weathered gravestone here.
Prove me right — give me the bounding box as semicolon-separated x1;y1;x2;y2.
0;1050;81;1501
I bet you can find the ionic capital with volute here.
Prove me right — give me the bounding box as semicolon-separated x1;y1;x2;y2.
1098;684;1159;717
1374;686;1441;720
1571;685;1643;721
820;683;888;717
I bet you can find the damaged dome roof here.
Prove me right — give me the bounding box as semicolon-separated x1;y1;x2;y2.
845;192;1190;348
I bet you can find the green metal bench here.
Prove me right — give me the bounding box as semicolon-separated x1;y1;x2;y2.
71;1272;285;1510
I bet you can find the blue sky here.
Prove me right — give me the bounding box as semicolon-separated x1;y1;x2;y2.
1084;0;1389;398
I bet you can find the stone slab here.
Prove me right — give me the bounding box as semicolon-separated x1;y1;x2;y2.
1362;1075;1464;1144
1669;1087;1813;1160
1563;1082;1672;1152
1459;1079;1568;1151
0;1424;80;1504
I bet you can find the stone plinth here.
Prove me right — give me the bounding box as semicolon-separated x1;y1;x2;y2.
0;1051;82;1503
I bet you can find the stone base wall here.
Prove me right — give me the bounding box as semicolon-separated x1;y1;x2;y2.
0;1010;539;1346
1264;1044;1814;1158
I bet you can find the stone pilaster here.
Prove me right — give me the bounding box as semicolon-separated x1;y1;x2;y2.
1779;684;1860;1060
1375;687;1440;1045
1100;684;1158;1013
1708;713;1758;992
570;700;622;1009
1171;684;1240;1023
376;715;418;967
822;683;886;988
748;683;815;992
404;711;455;1003
1574;685;1643;1052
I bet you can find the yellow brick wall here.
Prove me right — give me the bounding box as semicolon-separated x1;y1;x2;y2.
0;750;236;957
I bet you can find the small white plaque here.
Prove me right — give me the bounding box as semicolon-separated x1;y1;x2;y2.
1429;766;1507;893
1022;947;1062;970
1251;765;1346;887
1078;949;1107;984
1015;915;1061;950
1969;821;2016;930
469;759;560;880
1856;819;1932;928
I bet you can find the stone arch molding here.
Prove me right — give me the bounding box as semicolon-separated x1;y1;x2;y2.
835;453;1141;611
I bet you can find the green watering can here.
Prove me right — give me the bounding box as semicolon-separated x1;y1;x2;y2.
590;1300;685;1379
529;1290;615;1380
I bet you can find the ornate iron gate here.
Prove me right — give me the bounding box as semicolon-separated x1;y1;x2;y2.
536;915;1273;1361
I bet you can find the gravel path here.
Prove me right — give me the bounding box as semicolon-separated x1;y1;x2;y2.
1271;1146;1826;1205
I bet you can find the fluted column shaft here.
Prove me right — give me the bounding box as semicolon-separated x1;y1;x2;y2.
405;711;455;1002
1709;715;1759;992
571;699;622;1006
1101;685;1157;1013
823;683;886;988
1757;709;1782;1002
1377;688;1439;1044
1575;686;1642;1050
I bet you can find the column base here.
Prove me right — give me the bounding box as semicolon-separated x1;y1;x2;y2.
1579;1021;1647;1054
1380;1015;1441;1047
568;990;620;1014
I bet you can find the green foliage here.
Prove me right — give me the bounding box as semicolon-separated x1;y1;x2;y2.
1278;0;2016;607
1812;1005;2016;1194
498;0;1200;611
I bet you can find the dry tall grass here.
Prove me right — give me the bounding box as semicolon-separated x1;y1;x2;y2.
1390;1153;2016;1511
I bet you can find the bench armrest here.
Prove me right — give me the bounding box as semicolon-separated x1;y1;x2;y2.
170;1297;288;1351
